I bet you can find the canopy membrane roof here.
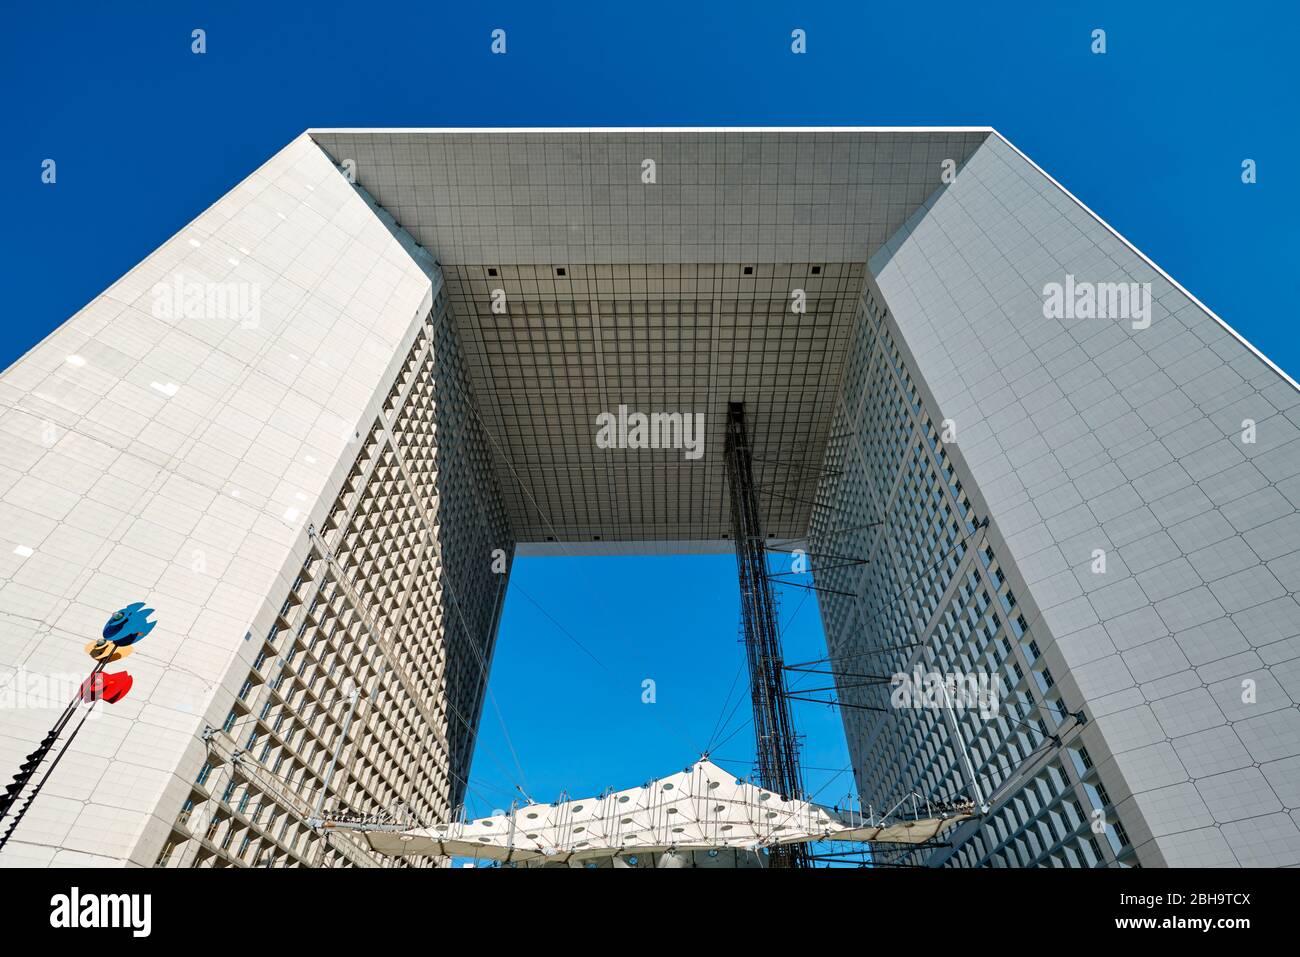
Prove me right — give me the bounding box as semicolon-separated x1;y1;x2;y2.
334;760;973;864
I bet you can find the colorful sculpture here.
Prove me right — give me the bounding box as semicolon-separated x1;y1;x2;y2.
2;602;152;848
85;602;156;662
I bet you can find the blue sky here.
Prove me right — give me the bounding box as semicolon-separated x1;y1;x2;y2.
463;554;851;820
2;2;1295;378
3;2;1296;830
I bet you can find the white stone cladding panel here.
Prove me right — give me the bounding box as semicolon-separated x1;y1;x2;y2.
870;134;1300;866
0;133;435;866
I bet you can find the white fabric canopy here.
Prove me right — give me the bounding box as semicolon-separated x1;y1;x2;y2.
340;760;971;863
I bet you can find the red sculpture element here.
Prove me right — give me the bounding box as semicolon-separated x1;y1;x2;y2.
79;671;133;704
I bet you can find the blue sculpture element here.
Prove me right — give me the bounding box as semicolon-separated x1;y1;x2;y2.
101;602;156;647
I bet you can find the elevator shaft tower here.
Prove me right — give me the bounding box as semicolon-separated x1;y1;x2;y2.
723;401;809;869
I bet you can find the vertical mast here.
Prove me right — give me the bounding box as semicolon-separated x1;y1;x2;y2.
724;401;808;869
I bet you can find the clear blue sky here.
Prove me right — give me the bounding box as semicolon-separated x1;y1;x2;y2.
464;554;851;820
3;2;1295;378
3;1;1296;829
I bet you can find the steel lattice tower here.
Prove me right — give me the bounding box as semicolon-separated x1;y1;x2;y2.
724;401;809;869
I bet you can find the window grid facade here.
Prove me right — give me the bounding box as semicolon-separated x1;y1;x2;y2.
810;283;1135;867
156;292;512;868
